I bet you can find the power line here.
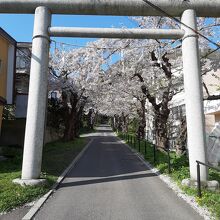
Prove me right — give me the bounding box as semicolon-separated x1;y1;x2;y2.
142;0;220;49
51;16;220;59
15;1;220;61
51;39;154;50
201;47;220;60
17;48;31;60
51;40;106;49
142;0;220;60
17;37;220;62
51;37;220;60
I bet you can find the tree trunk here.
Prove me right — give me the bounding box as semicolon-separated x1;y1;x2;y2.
62;91;80;141
175;118;187;155
75;105;85;137
87;109;94;129
134;51;174;149
121;113;129;133
114;115;122;132
136;99;146;139
63;109;77;141
154;106;170;149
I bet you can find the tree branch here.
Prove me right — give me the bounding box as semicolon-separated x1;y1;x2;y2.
205;95;220;100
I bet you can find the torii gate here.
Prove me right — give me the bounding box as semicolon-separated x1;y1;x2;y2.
1;0;219;185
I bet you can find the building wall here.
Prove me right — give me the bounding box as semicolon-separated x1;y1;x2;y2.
0;36;9;132
0;108;3;133
0;118;60;146
6;44;15;104
203;70;220;96
205;114;216;133
204;98;220;132
15;94;28;118
215;113;220;123
15;43;31;118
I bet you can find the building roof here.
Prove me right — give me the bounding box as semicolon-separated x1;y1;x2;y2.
17;42;32;48
0;27;16;45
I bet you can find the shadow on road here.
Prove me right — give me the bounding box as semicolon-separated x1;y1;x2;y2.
59;172;157;188
80;124;114;137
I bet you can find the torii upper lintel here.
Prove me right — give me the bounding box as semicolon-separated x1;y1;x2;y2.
0;0;220;17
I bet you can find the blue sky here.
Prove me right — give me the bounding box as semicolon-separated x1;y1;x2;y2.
0;14;218;50
0;14;136;46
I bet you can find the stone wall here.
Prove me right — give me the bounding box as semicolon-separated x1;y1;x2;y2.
0;119;61;147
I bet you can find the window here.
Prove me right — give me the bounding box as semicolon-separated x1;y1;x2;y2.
171;105;186;121
51;91;57;99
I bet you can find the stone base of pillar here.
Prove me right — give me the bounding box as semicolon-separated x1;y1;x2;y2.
13;178;47;187
182;178;219;191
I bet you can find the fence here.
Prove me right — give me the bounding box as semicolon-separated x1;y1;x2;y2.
196;160;220;197
122;132;171;173
122;132;220;197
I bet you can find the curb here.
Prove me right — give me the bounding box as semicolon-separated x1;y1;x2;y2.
22;138;94;220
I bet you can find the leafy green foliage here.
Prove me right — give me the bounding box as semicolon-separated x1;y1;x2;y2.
2;105;15;120
0;138;87;212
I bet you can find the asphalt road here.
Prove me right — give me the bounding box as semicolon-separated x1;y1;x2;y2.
34;125;202;220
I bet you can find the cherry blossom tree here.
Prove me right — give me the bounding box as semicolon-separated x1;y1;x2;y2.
48;43;104;140
47;16;220;149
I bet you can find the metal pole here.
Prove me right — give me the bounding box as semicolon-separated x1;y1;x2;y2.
20;6;51;182
144;140;147;155
0;0;220;17
49;27;184;39
197;162;202;197
138;138;141;152
153;144;156;164
181;9;208;181
167;149;171;174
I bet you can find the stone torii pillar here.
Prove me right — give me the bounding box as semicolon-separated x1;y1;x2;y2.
181;9;208;182
14;6;51;185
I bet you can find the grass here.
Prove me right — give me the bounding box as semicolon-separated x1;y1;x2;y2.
0;137;87;213
118;132;220;220
79;126;96;135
